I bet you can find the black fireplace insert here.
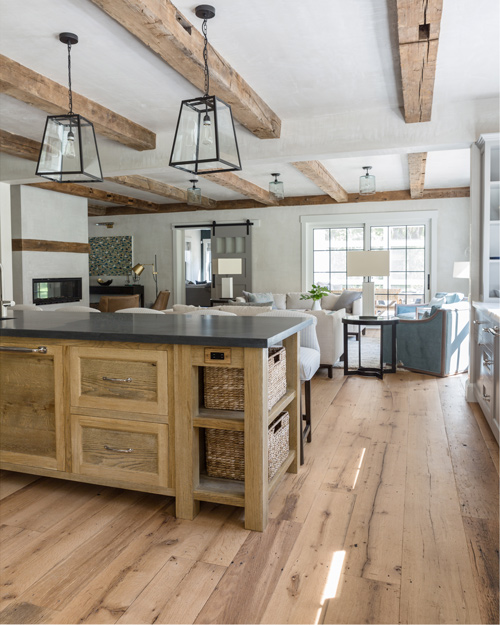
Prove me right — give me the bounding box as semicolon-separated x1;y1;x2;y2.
33;277;82;305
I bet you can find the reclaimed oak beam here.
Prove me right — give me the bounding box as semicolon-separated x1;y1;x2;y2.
30;181;160;212
408;152;427;198
88;205;108;216
202;172;278;205
89;0;281;139
100;187;470;215
0;129;40;162
396;0;443;123
105;175;216;209
12;239;90;254
0;55;156;151
292;161;348;202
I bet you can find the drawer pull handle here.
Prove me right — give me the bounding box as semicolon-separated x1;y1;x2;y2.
483;326;500;337
104;444;133;453
483;358;494;366
474;320;487;325
0;345;47;354
102;376;133;383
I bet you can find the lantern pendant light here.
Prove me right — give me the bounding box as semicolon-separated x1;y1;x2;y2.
359;166;376;195
269;173;284;199
36;33;103;183
187;179;202;205
169;5;242;175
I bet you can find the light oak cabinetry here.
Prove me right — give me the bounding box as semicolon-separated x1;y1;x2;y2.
0;343;65;471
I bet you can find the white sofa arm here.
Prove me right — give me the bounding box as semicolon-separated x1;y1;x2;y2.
307;308;345;372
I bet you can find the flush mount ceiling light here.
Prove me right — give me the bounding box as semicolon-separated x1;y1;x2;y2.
187;179;202;205
169;5;242;175
269;173;284;199
36;32;103;183
359;166;376;195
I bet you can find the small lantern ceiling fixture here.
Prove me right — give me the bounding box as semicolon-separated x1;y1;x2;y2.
359;166;376;195
36;33;103;183
269;173;284;199
187;179;202;205
169;5;242;175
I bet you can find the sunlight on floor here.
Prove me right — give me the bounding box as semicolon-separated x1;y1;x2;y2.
352;447;366;490
315;550;346;624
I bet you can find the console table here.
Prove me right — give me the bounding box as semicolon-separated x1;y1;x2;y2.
342;315;398;379
90;285;144;307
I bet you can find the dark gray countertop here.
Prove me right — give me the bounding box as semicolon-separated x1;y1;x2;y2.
0;311;312;348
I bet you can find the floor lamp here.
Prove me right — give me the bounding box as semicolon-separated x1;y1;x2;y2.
132;254;159;298
347;251;391;316
212;258;243;299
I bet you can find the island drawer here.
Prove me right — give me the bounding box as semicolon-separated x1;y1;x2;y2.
71;414;168;487
70;347;168;416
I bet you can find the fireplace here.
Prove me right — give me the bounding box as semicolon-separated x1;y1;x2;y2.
33;277;83;305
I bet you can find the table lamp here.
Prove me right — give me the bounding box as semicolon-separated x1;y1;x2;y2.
212;258;243;299
347;250;391;316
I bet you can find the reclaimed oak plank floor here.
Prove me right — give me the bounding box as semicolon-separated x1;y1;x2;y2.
0;370;498;625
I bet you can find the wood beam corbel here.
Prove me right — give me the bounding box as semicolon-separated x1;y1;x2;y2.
408;152;427;198
105;175;216;209
0;55;156;151
202;172;279;205
396;0;443;123
88;204;108;216
292;161;348;202
88;0;281;139
29;182;161;212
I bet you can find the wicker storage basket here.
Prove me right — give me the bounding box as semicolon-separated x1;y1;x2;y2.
204;347;286;411
205;411;290;482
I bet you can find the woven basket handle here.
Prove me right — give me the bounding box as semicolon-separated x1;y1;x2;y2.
272;413;285;433
273;351;284;364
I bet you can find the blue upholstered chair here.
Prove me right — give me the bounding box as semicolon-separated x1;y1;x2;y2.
383;304;470;376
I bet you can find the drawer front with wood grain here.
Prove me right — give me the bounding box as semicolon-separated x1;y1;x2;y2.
72;414;168;487
70;347;168;416
0;343;65;471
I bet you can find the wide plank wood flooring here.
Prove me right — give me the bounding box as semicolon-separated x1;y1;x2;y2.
0;370;498;624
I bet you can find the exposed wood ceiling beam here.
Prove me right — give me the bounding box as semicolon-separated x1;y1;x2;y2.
88;205;108;216
396;0;443;123
408;152;427;198
100;187;470;215
30;182;161;212
0;55;156;151
0;128;40;162
292;161;348;202
105;175;216;209
89;0;281;139
203;172;279;206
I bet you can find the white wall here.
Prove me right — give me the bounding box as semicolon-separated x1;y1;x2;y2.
11;186;89;306
89;196;471;306
0;182;13;305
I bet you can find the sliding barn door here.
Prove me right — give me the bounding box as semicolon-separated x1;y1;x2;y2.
211;224;252;299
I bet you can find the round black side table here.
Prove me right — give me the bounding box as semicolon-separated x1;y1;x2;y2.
342;315;399;379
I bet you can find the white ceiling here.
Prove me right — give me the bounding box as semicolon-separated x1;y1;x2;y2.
0;0;498;203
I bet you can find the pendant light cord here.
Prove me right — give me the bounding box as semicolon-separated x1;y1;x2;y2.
202;18;209;97
67;41;73;114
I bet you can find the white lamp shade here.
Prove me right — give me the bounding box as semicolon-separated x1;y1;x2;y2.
347;251;391;277
212;258;243;275
453;261;470;279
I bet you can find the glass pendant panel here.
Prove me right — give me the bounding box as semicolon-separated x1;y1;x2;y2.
359;173;376;195
187;185;202;206
269;179;284;199
36;114;102;183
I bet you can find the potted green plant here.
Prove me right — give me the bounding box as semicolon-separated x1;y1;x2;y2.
300;284;331;310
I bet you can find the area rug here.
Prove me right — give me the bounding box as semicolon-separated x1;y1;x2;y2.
333;334;390;370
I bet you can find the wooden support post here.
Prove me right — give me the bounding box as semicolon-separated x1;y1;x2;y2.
283;332;300;473
243;347;268;531
173;344;200;520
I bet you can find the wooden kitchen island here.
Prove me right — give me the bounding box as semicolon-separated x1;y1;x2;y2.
0;311;310;531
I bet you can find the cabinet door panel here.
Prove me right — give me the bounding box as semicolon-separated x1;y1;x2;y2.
0;346;65;470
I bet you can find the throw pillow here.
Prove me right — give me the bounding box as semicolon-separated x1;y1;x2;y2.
428;296;446;308
272;293;286;310
243;291;275;305
332;290;362;313
286;292;313;310
321;292;340;310
444;292;464;304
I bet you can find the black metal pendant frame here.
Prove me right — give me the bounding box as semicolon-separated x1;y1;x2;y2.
36;113;103;183
169;95;241;175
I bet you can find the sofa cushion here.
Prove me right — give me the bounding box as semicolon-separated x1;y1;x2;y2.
243;290;274;305
218;305;272;315
286;292;313;310
299;347;321;381
321;292;340;310
272;293;287;310
226;300;273;307
173;304;201;313
332;290;362;313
